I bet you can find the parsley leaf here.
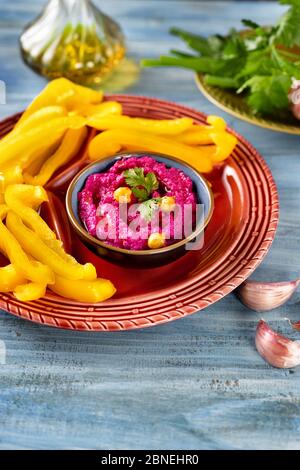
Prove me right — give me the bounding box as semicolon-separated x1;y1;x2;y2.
242;19;261;30
132;187;149;201
124;167;159;202
123;167;145;188
275;0;300;48
145;172;159;193
138;198;161;222
238;73;292;115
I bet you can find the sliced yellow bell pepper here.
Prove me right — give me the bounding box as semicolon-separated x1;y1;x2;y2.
24;127;87;186
0;116;86;168
0;264;26;293
0;206;54;285
173;116;227;146
206;115;227;131
174;127;213;145
16;78;103;127
50;275;116;303
15;106;67;134
88;115;194;135
13;282;47;301
6;211;96;281
4;184;83;266
5;184;55;240
88;129;213;173
0;166;23;191
209;131;237;162
78;101;123;118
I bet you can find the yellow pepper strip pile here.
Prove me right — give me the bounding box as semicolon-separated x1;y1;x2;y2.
0;78;118;303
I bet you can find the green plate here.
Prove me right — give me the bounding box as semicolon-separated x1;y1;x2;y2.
195;73;300;135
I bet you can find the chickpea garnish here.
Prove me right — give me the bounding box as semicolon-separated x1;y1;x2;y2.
113;186;132;203
148;232;166;249
160;196;176;212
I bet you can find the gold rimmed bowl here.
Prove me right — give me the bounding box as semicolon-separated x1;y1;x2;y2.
66;152;214;267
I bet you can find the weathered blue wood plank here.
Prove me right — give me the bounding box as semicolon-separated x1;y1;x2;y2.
0;1;300;450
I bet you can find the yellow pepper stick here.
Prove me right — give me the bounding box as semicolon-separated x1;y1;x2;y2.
173;116;227;146
24;127;88;186
0;115;86;167
5;184;56;240
0;166;23;188
22;139;63;177
77;101;123;118
15;106;67;133
88;129;213;173
16;78;103;127
0;264;26;293
50;275;116;303
0;106;65;147
1;131;63;174
0;206;54;285
206;115;227;131
13;282;46;302
88;115;194;135
207;131;237;163
6;211;97;281
4;184;83;266
174;127;214;145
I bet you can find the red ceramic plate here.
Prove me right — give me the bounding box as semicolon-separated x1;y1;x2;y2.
0;96;279;331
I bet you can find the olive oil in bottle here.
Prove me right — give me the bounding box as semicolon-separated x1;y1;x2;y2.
20;0;126;86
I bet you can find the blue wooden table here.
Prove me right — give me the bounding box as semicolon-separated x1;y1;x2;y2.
0;0;300;450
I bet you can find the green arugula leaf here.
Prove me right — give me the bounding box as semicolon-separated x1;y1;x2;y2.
138;198;161;222
124;167;159;202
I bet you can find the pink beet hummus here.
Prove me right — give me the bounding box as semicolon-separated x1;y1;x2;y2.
78;156;197;250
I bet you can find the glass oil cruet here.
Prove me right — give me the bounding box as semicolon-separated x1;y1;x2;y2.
20;0;126;86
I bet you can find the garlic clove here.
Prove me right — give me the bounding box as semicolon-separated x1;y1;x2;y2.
289;320;300;332
256;320;300;368
237;279;299;312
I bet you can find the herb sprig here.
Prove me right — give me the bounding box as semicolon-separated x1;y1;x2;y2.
138;198;161;222
141;0;300;117
124;167;159;202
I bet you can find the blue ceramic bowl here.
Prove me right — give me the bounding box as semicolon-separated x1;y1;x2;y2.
66;152;214;267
